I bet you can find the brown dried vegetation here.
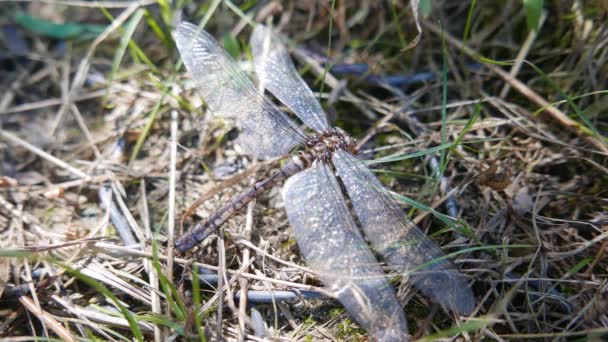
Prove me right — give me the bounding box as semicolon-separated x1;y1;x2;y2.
0;1;606;341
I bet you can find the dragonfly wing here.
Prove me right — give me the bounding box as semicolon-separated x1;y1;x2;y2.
174;22;307;159
332;149;475;315
282;161;408;341
251;25;329;132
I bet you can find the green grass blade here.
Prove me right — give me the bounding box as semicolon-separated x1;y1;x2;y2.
418;316;495;341
129;89;167;163
389;190;457;228
199;0;223;29
439;25;449;177
157;0;172;27
151;240;188;321
524;60;606;142
57;263;144;342
450;100;481;155
365;142;453;165
105;9;145;103
524;0;544;32
192;266;207;342
462;0;477;44
318;0;337;102
222;0;255;27
143;10;171;49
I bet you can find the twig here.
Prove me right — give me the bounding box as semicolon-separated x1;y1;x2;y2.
0;130;88;179
18;295;76;342
98;186;137;246
139;180;162;342
499;11;548;98
199;257;256;315
51;295;115;341
234;290;326;303
166;110;178;322
216;230;226;340
70;104;101;158
0;89;107;116
233;239;313;273
237;197;256;341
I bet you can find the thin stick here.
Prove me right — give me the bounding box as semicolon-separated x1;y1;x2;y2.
238;198;256;341
70;104;101;158
51;295;115;340
0;130;88;179
0;68;30;112
18;295;76;342
500;12;547;98
166;110;178;322
0;89;105;116
140;180;162;342
215;231;227;340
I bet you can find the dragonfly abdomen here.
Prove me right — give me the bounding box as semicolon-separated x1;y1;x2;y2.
175;155;308;253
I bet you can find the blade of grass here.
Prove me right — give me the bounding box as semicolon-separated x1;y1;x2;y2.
365;142;453;165
104;9;145;104
129;92;167;164
151;240;187;321
449;100;481;156
137;0;222;167
222;0;255;27
192;267;207;342
524;60;606;142
439;24;449;177
523;0;544;32
318;0;337;103
156;0;172;27
389;190;457;228
136;314;185;335
144;10;172;50
0;249;35;258
99;7;158;73
57;262;144;342
481;57;606;142
417;316;495;342
199;0;223;29
424;20;608;153
532;90;608;115
390;1;407;48
371;169;435;182
462;0;477;44
383;244;533;285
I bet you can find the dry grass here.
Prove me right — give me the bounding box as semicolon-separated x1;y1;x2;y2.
0;0;607;341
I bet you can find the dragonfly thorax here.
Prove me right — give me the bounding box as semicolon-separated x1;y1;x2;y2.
303;128;357;163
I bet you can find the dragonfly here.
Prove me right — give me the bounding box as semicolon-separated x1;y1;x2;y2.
173;21;475;341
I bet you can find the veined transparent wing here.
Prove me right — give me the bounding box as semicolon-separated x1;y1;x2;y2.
332;149;475;315
251;25;329;132
174;22;307;159
282;162;408;341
